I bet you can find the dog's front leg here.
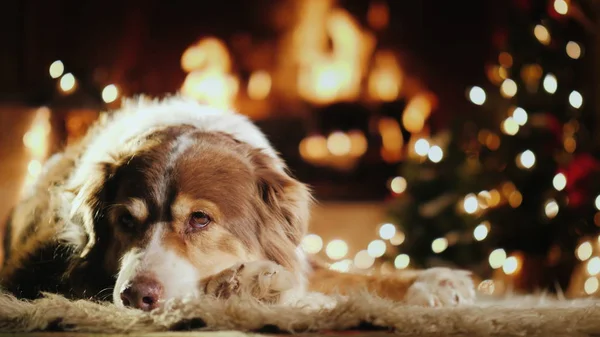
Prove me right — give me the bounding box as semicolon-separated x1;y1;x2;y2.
199;260;297;304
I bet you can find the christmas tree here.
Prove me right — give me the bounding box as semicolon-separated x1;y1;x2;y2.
387;0;600;296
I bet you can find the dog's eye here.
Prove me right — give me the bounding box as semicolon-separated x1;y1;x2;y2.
189;211;211;229
118;213;136;230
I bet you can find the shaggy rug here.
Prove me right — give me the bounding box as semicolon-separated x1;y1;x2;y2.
0;292;598;337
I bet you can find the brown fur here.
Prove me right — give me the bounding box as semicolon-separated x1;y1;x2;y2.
1;118;420;304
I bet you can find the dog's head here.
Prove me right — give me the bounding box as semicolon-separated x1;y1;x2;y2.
68;123;310;310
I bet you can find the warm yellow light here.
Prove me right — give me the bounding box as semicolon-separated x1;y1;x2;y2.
367;239;386;258
379;223;396;240
378;118;403;162
463;193;479;214
566;41;582;59
330;259;353;273
500;79;518;98
489;248;507;269
478;280;496;295
354;250;375;269
368;52;401;101
517;150;536;169
427;145;443;163
545;199;559;218
326;239;348;260
101;84;119;103
49;60;64;79
498;52;513;68
503;256;519;275
327;131;351;156
588;257;600;275
534;24;551;45
553;173;567;191
301;234;324;254
508;190;523;208
474;223;489;241
489;189;501;207
247;71;272;100
367;1;389;30
554;0;569;15
181;70;239;109
414;139;430;157
512;107;528;126
569;90;583;109
347;130;368;158
431;237;448;253
390;232;405;246
402;94;433;133
502;117;520;136
577;241;593;261
468;86;486;105
585;277;599;294
27;160;42;177
390;176;407;194
394;254;410;269
59;73;76;93
299;135;328;160
543;73;558;94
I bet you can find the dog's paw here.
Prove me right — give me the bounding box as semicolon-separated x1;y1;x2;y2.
404;267;476;307
200;260;295;304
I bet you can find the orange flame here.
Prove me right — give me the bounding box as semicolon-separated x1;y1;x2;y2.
295;0;375;104
180;38;238;109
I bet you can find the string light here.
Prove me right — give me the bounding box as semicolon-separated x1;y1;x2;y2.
543;73;558;94
379;223;396;240
330;259;352;272
390;232;405;246
517;150;536;169
389;176;407;194
394;254;410;269
49;60;64;79
427;145;444;163
503;256;519;275
101;84;119;103
569;91;583;109
354;250;375;269
301;234;323;254
553;173;567;191
508;190;523;208
367;240;386;257
431;237;448;253
544;199;559;218
468;86;486;105
474;222;489;241
566;41;582;59
595;195;600;210
587;257;600;275
534;24;551;45
500;79;518;98
326;239;348;260
585;277;599;294
489;248;507;269
512;107;528;126
463;193;479;214
59;73;76;93
498;52;513;68
502;117;520;136
553;0;569;15
576;241;593;261
478;280;495;295
414;138;430;156
327;132;352;156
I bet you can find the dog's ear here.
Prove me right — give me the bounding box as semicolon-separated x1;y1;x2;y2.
251;150;312;268
66;155;123;258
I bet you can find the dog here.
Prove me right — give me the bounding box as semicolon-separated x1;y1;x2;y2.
0;97;475;310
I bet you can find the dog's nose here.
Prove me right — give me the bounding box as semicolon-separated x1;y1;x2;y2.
120;275;163;311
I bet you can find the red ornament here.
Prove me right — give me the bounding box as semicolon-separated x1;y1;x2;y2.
561;154;600;208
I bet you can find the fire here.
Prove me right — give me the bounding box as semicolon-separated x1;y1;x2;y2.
21;107;51;194
378;117;404;163
180;38;238;109
368;50;403;101
402;93;436;133
294;0;375;104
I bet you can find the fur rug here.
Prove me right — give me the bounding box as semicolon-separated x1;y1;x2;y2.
0;292;599;337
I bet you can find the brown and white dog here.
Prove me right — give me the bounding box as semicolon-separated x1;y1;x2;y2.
1;97;475;310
